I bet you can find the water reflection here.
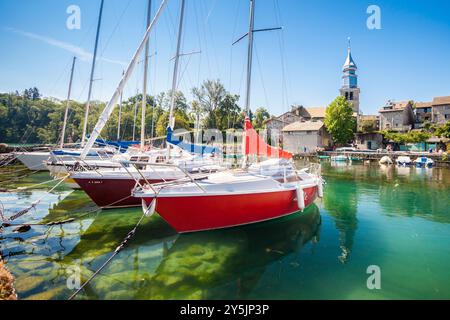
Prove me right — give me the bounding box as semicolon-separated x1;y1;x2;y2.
323;175;358;263
74;205;321;300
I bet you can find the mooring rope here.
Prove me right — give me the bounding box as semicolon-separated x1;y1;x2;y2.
68;210;147;300
6;175;69;222
0;169;42;186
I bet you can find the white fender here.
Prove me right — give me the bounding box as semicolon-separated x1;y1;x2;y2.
142;198;157;217
318;178;324;198
296;186;305;211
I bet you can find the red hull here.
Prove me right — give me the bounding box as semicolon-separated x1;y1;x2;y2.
74;178;156;208
143;186;318;233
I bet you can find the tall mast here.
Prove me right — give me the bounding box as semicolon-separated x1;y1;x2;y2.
117;70;124;141
141;0;152;151
168;0;186;130
132;89;139;141
80;0;168;159
245;0;255;114
60;56;76;149
166;0;185;160
81;0;104;146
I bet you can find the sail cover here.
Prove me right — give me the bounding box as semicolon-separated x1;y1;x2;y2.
244;117;293;159
167;127;220;155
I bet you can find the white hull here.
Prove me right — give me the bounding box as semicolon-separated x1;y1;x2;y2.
14;152;52;171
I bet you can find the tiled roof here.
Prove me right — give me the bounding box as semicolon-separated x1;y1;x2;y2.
432;96;450;106
305;107;326;118
415;101;433;108
379;101;411;113
282;120;324;132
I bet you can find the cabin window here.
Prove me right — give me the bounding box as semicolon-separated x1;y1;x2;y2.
156;156;166;163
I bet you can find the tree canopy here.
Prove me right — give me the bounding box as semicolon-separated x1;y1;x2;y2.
324;96;356;145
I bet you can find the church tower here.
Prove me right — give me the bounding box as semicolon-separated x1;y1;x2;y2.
340;38;360;114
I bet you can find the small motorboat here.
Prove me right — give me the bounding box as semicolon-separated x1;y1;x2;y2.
331;155;347;162
317;155;330;160
396;156;412;166
414;156;434;168
379;156;393;165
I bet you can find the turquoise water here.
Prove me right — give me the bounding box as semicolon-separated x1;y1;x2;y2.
0;162;449;299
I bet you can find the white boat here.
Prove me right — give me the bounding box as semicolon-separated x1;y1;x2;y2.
396;156;412;166
414;156;434;168
379;156;393;165
331;155;347;162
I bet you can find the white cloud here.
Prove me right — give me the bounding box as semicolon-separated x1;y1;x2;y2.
5;27;127;67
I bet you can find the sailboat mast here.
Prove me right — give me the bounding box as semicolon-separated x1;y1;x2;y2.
81;0;104;146
141;0;152;151
80;0;168;160
132;89;139;141
60;56;76;149
245;0;255;114
117;70;124;141
168;0;186;130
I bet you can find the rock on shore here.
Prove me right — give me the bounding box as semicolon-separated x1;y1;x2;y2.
0;257;17;300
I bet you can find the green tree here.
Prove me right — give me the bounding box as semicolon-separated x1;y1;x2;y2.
252;107;270;130
324;96;356;145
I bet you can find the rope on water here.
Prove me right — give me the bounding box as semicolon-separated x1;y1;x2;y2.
5;176;65;192
0;169;42;186
68;211;147;300
5;174;69;222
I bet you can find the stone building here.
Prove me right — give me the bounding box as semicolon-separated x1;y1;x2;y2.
414;101;433;128
282;120;331;153
432;96;450;124
264;105;326;143
379;100;415;132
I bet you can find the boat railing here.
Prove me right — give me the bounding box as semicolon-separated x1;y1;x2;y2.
121;160;208;194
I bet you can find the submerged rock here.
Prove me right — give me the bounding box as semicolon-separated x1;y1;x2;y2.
0;259;17;300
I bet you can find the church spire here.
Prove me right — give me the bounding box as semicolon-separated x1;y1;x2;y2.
340;37;360;114
343;37;357;70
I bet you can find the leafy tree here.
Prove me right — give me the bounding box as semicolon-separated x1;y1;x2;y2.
252;107;270;130
434;121;450;138
324;96;356;145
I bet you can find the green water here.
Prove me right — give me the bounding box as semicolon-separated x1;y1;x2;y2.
0;162;449;300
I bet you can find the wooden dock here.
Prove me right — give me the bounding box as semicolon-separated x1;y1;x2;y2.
293;151;450;167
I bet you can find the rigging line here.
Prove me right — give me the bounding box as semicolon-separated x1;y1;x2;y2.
229;0;242;90
100;0;133;58
68;210;148;300
197;0;211;79
202;0;221;81
274;0;290;111
254;44;270;110
48;19;97;98
192;0;202;88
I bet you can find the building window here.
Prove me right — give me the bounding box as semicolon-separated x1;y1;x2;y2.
445;114;450;119
349;92;353;100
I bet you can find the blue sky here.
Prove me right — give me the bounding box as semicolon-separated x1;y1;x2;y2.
0;0;449;116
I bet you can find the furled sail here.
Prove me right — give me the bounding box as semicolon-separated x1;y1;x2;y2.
244;117;292;159
166;127;220;155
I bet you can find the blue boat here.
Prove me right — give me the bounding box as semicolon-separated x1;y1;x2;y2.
414;156;434;168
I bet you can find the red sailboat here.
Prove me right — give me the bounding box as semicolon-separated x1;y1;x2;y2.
132;0;323;233
133;118;322;233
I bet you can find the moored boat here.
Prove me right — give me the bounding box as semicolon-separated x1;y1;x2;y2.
414;156;434;168
379;155;393;165
331;155;347;162
133;159;322;233
396;156;412;166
